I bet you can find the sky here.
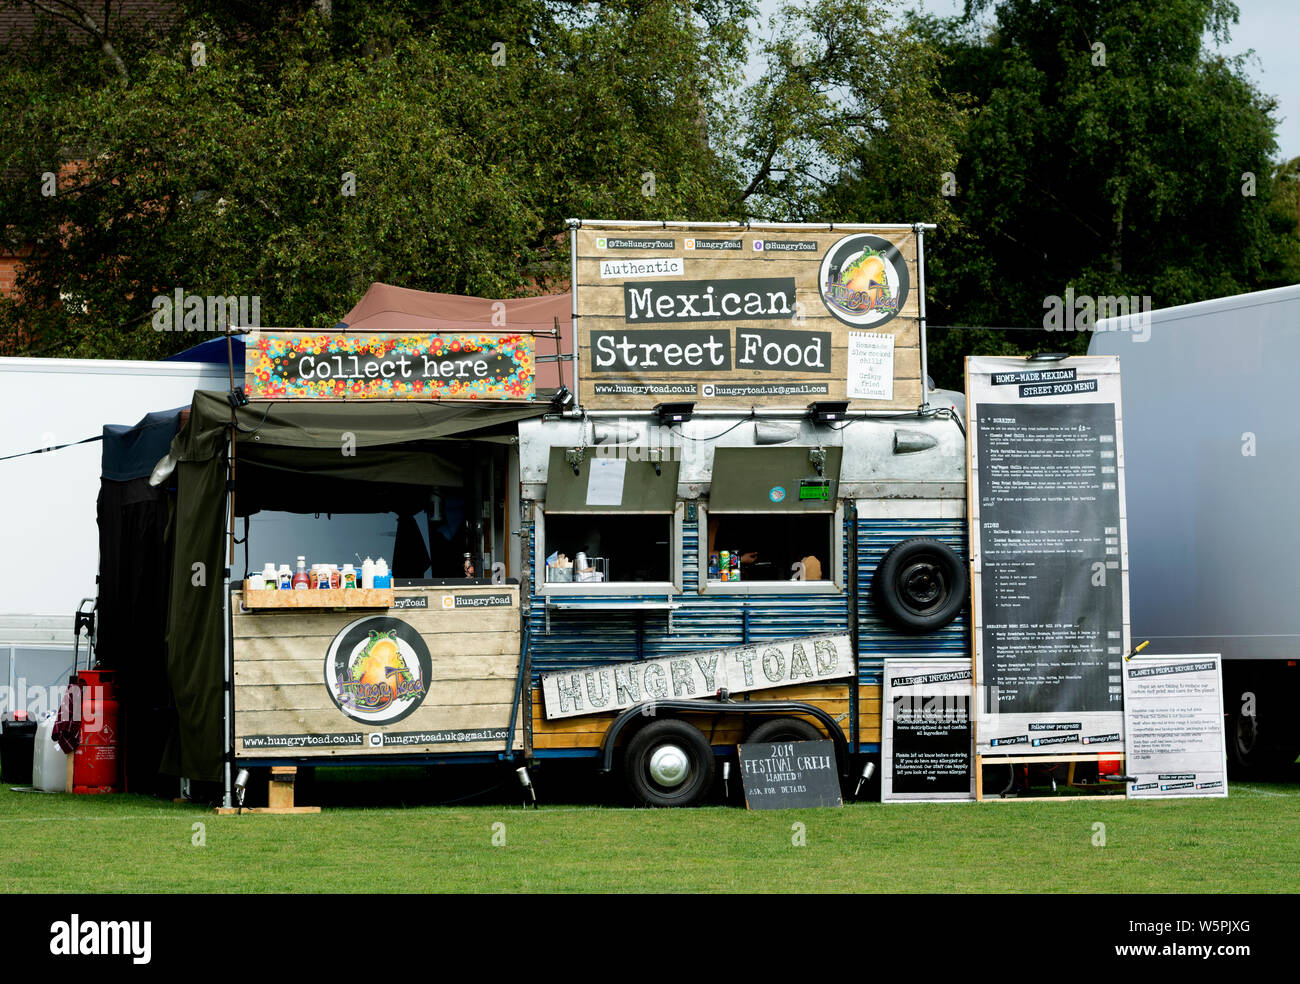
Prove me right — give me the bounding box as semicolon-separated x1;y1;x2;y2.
898;0;1300;162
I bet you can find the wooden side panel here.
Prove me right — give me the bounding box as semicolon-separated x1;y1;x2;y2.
530;681;869;750
233;586;524;759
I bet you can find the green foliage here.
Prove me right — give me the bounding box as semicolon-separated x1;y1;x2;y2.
0;3;740;355
833;0;1300;388
0;0;962;358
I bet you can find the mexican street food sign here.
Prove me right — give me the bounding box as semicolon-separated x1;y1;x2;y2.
244;330;535;400
571;222;924;409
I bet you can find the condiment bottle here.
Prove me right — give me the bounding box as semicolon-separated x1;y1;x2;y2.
278;564;292;590
292;556;309;590
262;562;278;588
374;558;390;588
463;552;475;578
342;564;357;589
361;556;375;590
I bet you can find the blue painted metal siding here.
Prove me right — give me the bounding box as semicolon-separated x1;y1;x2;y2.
527;515;970;689
856;519;971;685
527;517;851;680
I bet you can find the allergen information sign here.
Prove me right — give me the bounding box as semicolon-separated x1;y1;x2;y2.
882;659;975;802
966;356;1130;755
1123;655;1228;799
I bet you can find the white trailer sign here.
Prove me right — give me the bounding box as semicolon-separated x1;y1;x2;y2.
1123;655;1228;799
541;634;851;720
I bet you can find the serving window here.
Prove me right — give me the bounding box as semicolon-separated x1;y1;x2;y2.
699;446;844;594
536;448;683;595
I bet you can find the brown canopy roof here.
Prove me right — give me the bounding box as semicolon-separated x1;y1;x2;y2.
340;283;573;390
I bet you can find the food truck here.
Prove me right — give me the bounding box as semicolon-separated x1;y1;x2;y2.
93;221;973;807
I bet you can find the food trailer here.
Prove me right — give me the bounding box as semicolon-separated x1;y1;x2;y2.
123;222;972;807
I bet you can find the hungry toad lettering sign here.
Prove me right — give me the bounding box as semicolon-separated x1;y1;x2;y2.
540;634;851;719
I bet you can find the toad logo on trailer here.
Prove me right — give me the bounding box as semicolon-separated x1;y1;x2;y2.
324;616;432;724
819;234;909;328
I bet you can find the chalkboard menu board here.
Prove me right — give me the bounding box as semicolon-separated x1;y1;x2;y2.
738;740;842;810
1123;655;1228;799
967;356;1129;755
882;659;975;802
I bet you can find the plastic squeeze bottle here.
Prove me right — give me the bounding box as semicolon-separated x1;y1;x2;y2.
361;557;375;590
292;556;309;590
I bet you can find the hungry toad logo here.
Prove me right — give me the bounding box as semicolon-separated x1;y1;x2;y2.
818;233;909;328
324;616;432;724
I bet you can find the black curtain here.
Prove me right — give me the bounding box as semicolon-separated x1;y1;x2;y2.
96;477;177;797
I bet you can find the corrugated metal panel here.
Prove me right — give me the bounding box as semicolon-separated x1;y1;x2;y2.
527;518;850;680
857;519;970;685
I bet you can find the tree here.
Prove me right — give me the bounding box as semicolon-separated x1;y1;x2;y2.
0;0;960;359
830;0;1300;388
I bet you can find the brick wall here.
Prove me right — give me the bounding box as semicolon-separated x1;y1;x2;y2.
0;253;21;296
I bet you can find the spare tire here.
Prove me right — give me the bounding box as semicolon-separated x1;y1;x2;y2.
871;537;967;633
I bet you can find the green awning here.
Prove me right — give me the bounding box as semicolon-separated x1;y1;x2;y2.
708;446;842;512
163;392;547;781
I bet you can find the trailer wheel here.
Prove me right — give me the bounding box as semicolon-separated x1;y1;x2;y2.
872;537;967;633
745;717;824;745
625;719;715;808
1228;704;1299;776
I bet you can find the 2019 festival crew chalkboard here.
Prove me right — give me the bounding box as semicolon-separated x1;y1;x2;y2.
966;356;1130;755
571;222;926;410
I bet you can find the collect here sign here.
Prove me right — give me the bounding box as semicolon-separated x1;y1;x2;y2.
244;330;535;400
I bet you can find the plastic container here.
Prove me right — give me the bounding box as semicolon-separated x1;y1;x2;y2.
278;564;293;590
292;557;309;590
32;711;69;792
262;562;278;588
374;558;391;589
361;557;375;590
342;564;357;589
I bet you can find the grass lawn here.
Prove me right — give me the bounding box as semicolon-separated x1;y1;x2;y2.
2;777;1296;893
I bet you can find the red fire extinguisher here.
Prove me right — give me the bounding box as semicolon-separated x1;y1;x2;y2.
71;670;121;795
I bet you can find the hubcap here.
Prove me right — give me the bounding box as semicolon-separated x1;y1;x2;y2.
648;744;689;787
900;559;945;612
